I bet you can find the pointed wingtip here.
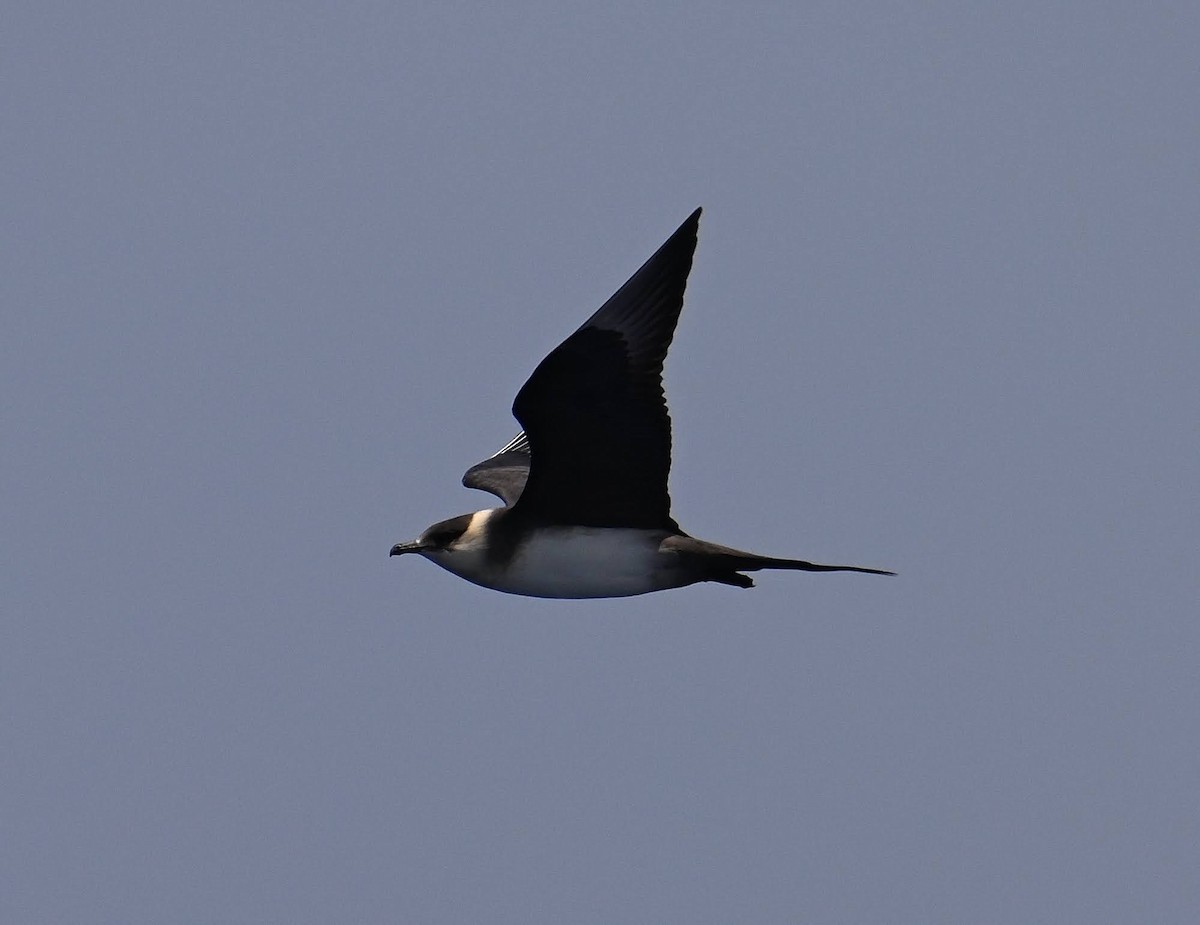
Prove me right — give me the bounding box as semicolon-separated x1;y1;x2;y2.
662;207;701;247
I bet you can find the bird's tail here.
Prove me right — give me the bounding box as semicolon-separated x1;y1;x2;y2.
661;535;895;589
744;555;896;577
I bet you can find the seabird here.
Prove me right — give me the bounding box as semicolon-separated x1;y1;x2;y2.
390;208;894;598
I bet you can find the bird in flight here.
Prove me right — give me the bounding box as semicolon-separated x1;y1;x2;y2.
390;208;894;597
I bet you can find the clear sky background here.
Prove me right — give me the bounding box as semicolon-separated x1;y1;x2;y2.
4;3;1197;922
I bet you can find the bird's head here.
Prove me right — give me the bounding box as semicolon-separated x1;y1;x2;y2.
389;512;476;559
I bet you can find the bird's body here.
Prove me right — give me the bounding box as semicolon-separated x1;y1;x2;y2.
421;510;676;599
391;209;893;597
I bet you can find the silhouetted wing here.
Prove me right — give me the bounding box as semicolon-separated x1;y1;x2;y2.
511;208;700;529
461;432;530;506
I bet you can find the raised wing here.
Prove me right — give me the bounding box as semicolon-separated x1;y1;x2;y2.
510;208;701;529
461;432;530;506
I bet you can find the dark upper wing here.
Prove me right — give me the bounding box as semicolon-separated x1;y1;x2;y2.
461;432;530;506
509;208;701;529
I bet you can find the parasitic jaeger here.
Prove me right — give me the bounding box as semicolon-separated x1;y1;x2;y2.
390;208;894;598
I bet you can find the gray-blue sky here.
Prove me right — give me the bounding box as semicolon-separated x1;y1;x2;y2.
4;3;1197;922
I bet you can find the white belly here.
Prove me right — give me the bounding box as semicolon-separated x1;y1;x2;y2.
427;523;683;599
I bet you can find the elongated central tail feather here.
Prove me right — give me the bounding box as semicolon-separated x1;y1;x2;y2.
750;556;896;577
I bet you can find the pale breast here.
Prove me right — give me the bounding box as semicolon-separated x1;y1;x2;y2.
429;522;686;599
